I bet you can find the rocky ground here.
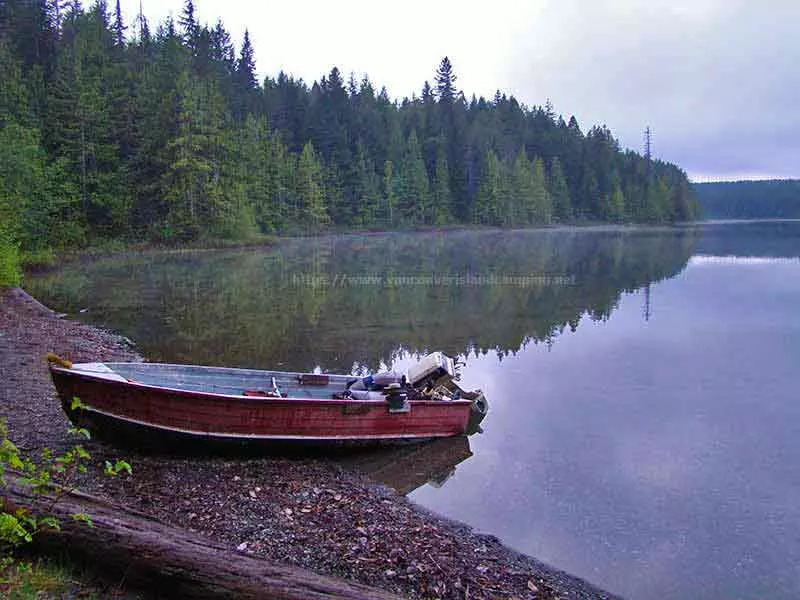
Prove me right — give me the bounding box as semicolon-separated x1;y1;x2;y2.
0;287;620;600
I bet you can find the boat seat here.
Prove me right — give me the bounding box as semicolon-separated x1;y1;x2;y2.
297;374;330;386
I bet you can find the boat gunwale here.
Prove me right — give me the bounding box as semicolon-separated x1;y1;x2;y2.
101;361;359;382
49;364;474;407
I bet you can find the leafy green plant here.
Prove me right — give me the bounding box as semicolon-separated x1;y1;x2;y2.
0;399;131;566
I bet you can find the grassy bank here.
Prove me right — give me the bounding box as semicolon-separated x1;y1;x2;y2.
1;556;142;600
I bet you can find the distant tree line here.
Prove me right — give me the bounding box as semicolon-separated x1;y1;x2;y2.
0;0;698;284
693;180;800;219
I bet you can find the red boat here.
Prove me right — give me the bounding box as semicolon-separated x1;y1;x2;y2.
48;352;489;449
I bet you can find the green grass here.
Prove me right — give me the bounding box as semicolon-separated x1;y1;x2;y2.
1;558;76;599
0;240;23;288
1;556;140;599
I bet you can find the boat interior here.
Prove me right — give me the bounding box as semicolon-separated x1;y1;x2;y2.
105;363;355;399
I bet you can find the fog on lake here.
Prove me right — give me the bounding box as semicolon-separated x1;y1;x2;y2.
28;221;800;599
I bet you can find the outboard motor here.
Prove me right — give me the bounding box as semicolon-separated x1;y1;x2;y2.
407;352;456;389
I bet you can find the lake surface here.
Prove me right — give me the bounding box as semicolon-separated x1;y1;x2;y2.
28;222;800;599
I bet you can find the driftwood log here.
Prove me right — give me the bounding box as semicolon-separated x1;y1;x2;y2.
5;475;402;600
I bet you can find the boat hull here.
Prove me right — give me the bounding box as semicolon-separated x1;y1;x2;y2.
50;366;472;449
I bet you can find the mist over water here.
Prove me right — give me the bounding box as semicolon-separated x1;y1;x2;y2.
28;221;800;599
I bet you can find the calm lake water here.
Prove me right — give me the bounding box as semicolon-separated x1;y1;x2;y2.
28;222;800;599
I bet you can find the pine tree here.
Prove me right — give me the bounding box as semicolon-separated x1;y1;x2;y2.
474;149;501;226
112;0;126;46
223;114;268;239
179;0;200;53
263;128;293;231
381;160;397;227
421;80;434;105
512;149;534;225
294;142;329;232
530;156;552;224
431;138;453;225
161;72;229;241
608;184;626;222
434;56;457;105
352;142;380;227
496;155;515;227
44;4;129;237
235;29;257;90
395;129;429;225
549;156;572;221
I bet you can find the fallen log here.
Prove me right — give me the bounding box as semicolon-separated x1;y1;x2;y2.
5;475;402;600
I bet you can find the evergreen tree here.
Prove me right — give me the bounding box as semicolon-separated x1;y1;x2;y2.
511;149;534;225
548;156;572;221
112;0;126;46
352;142;381;227
608;184;626;222
233;28;257;118
160;72;228;241
262;127;293;231
474;149;501;225
294;142;329;231
434;56;457;105
179;0;200;53
431;138;453;225
223;114;266;238
530;156;552;224
395;129;429;225
381;160;397;227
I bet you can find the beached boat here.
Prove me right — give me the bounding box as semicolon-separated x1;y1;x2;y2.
48;352;489;448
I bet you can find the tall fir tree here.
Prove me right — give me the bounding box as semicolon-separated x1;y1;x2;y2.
112;0;126;46
511;149;534;225
233;28;257;119
474;149;501;226
530;156;552;224
431;138;453;225
548;156;572;221
434;56;457;105
395;129;429;225
294;142;329;232
179;0;199;53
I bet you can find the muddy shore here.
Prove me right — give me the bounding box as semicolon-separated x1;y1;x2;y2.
1;287;620;600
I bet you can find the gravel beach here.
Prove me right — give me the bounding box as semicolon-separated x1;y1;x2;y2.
1;287;620;600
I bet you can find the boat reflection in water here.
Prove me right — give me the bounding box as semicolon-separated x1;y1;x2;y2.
343;435;474;495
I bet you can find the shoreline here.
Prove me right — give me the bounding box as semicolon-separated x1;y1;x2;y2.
1;287;620;600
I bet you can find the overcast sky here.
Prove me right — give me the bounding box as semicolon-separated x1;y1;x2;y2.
120;0;799;181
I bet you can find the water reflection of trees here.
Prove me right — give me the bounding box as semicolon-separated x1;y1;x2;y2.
29;229;698;371
694;221;800;258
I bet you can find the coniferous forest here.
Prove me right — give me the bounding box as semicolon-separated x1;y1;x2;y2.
693;180;800;219
0;0;699;284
